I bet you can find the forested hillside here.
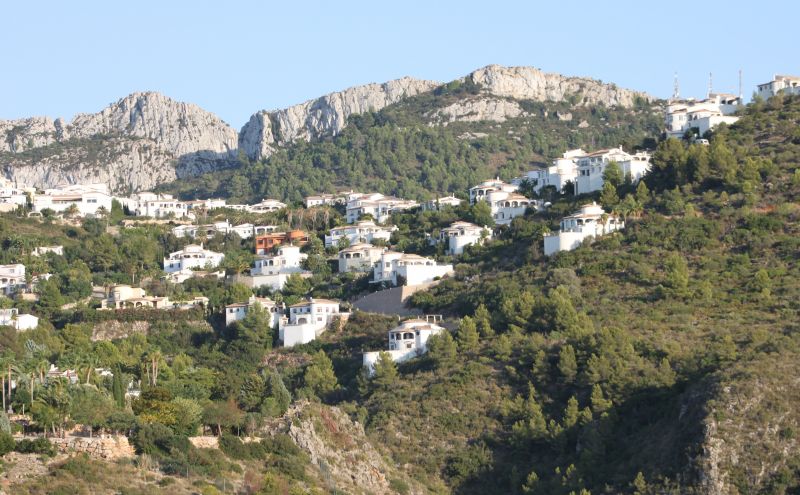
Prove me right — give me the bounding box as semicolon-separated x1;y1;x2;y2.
162;82;660;204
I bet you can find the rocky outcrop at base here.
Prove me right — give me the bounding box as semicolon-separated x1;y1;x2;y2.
49;435;135;460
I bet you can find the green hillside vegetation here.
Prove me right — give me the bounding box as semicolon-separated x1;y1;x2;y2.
161;83;660;204
1;94;799;494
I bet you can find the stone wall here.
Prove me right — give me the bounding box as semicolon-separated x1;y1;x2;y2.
48;435;135;460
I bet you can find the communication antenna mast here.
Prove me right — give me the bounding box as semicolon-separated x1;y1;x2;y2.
673;72;680;100
707;72;713;98
738;69;743;100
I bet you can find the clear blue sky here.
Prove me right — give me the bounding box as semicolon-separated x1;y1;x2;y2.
1;0;797;129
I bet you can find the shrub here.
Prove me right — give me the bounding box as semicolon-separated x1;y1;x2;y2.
0;431;14;455
15;437;56;456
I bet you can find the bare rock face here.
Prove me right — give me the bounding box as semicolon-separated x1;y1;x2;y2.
239;77;439;160
429;97;527;125
469;64;652;108
0;92;238;192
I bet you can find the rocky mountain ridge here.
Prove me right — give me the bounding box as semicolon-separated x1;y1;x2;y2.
1;65;655;192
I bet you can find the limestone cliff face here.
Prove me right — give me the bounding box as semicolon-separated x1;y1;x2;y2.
239;77;439;160
428;97;527;125
0;92;238;192
469;64;652;108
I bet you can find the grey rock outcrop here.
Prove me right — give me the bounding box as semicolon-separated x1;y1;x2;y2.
1;92;238;192
469;64;652;108
239;77;439;160
428;97;527;125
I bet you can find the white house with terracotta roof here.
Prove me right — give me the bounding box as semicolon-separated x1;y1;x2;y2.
438;221;492;255
469;179;537;225
127;192;192;219
99;284;208;310
543;202;624;256
225;295;284;328
514;149;583;194
245;199;287;213
338;243;386;273
345;193;418;224
164;268;225;284
0;308;38;331
325;221;396;248
362;315;445;375
469;179;518;204
665;93;741;139
372;251;453;286
172;221;277;240
304;192;352;208
279;298;346;347
0;264;26;296
163;245;224;273
574;147;652;195
33;183;113;217
756;75;800;100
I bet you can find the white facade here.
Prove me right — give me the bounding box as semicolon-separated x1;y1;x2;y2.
164;268;224;284
665;93;741;139
756;75;800;100
279;298;344;347
422;195;463;211
98;284;208;310
345;193;418;224
372;251;453;286
543;202;624;256
338;243;386;273
325;221;396;248
304;192;350;208
515;149;583;194
172;221;277;240
0;264;26;296
246;199;287;213
438;221;492;255
362;316;445;374
33;183;113;217
469;179;518;204
574;147;652;195
163;245;224;273
129;192;192;219
225;295;284;328
0;177;31;209
0;308;38;331
245;245;311;291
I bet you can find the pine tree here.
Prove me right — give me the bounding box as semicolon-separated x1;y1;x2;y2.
590;384;611;415
456;316;480;352
304;350;339;398
474;304;494;337
600;181;620;209
562;396;580;429
428;331;458;368
112;370;125;408
635;180;650;204
558;345;578;383
372;352;398;390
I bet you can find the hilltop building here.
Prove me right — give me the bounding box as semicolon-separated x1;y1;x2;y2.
422;195;463;211
438;221;492;255
254;230;309;254
0;308;39;331
362;316;445;375
345;193;418;224
756;75;800;100
543;202;624;256
33;183;113;217
514;149;584;195
372;251;453;286
224;295;284;328
338;243;386;273
665;93;741;139
324;221;396;248
469;179;537;225
279;298;347;347
0;264;26;296
163;245;224;273
574;147;652;195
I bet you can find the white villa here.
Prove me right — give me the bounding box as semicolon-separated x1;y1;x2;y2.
756;74;800;100
422;195;463;211
245;199;287;213
172;221;277;240
0;264;26;296
665;93;741;139
163;244;224;273
362;316;445;375
0;308;39;331
514;149;584;195
372;251;453;286
279;298;346;347
574;147;652;195
345;193;418;224
164;268;225;284
438;221;492;255
32;245;64;257
469;179;536;225
243;245;311;291
225;295;284;328
304;192;351;208
128;192;192;219
0;177;32;212
338;243;386;273
325;221;397;248
33;183;113;217
99;284;208;310
543;202;624;256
